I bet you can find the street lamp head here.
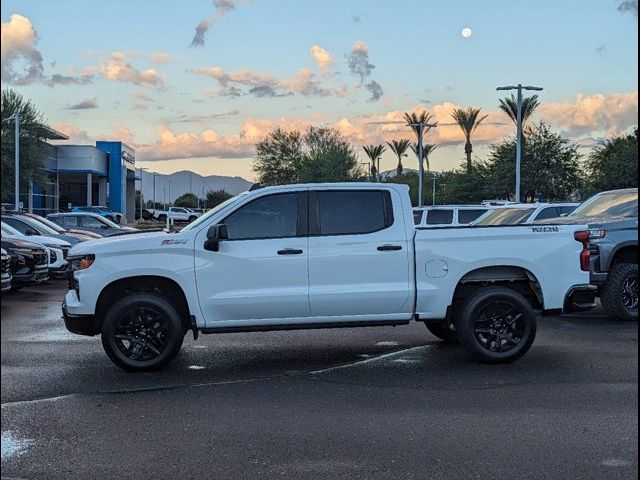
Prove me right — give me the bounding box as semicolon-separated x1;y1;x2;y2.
523;86;544;91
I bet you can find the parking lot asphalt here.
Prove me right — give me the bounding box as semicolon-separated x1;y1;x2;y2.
1;281;638;480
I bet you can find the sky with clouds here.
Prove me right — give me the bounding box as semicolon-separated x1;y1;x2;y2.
1;0;638;180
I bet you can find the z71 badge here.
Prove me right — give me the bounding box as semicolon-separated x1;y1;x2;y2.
531;226;559;233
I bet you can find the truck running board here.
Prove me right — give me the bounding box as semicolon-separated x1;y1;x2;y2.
199;319;410;335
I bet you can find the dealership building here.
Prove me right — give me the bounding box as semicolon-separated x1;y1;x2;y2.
27;130;139;222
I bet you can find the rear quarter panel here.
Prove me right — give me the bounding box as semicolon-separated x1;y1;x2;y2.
414;225;590;319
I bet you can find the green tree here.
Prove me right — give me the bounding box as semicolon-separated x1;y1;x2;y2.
362;144;386;179
451;106;488;173
252;126;361;185
411;143;437;174
1;89;51;205
498;94;540;126
252;127;302;186
585;129;638;195
386;139;411;176
486;122;583;202
434;162;493;205
205;189;233;208
146;200;164;209
174;192;200;208
403;111;436;142
297;127;361;183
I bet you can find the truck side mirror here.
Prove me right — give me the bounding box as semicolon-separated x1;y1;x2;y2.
204;224;228;252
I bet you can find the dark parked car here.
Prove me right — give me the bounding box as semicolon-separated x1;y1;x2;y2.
544;188;638;320
2;214;83;248
20;212;102;240
1;248;12;293
47;212;138;237
0;237;49;290
70;206;123;224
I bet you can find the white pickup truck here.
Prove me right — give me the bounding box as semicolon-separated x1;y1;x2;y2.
152;207;200;223
63;183;595;371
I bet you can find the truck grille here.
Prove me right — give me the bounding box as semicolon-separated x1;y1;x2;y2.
1;254;9;274
61;246;70;259
33;249;47;266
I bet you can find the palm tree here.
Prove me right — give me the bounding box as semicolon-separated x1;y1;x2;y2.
411;143;437;174
450;106;488;173
498;94;540;126
362;144;386;180
403;111;436;142
386;139;411;177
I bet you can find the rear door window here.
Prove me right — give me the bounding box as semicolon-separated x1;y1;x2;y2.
534;207;560;221
458;209;488;224
559;205;577;215
314;190;393;235
426;209;454;225
58;216;78;227
80;216;105;228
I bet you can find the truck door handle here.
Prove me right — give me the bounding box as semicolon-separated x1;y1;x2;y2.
377;245;402;251
277;249;303;255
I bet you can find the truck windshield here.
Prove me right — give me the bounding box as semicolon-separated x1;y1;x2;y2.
180;195;244;232
571;190;638;218
28;215;66;233
473;208;536;226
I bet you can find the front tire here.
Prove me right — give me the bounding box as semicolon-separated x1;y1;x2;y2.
101;294;185;371
455;287;537;363
601;263;638;321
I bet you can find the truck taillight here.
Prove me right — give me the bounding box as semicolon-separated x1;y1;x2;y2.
574;231;590;271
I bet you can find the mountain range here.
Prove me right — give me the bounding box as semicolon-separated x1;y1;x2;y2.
138;170;253;204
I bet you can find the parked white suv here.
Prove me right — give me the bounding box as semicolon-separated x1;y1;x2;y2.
414;205;493;228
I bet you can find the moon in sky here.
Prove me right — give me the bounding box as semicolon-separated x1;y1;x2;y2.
461;27;473;38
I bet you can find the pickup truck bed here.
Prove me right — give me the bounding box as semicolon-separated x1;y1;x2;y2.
63;183;593;371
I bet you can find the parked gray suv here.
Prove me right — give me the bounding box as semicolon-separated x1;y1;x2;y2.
547;188;638;320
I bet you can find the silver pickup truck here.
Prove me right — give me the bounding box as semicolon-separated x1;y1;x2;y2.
545;188;638;320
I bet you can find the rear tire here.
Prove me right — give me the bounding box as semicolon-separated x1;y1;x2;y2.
455;287;537;363
188;216;197;222
601;263;638;321
158;215;167;223
425;323;458;343
101;294;185;371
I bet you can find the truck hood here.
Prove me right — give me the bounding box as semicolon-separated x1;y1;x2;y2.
69;230;180;256
538;214;638;229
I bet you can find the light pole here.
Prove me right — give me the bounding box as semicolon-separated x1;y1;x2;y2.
361;161;371;180
4;113;20;210
496;83;543;202
431;175;437;205
152;172;158;209
139;167;148;220
407;121;438;207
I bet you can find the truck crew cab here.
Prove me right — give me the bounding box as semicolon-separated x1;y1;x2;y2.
63;183;593;371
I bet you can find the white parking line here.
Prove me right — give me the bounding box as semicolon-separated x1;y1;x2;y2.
308;345;430;374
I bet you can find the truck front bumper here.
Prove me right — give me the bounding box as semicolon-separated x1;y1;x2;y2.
62;299;101;336
564;284;598;313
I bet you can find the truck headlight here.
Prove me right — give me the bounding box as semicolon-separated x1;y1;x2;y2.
67;254;95;271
